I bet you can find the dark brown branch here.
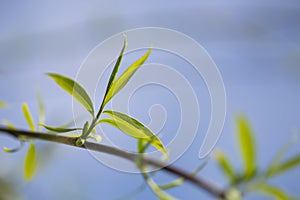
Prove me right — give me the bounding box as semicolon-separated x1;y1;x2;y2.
0;127;226;199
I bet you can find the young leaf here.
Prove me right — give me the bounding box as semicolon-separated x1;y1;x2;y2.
103;47;152;106
37;92;45;127
2;120;16;130
100;110;167;155
3;140;24;153
265;138;294;178
24;142;37;181
39;124;82;133
137;139;175;199
0;101;7;108
97;36;127;118
140;164;177;200
47;73;94;115
254;184;289;200
144;175;177;200
22;103;35;131
214;150;236;183
236;115;256;179
268;154;300;177
159;160;208;190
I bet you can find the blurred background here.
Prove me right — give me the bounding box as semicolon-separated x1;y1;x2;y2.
0;0;300;199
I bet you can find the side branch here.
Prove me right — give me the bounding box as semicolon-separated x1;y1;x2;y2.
0;127;226;199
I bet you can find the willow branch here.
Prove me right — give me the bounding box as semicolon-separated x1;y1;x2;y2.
0;127;226;199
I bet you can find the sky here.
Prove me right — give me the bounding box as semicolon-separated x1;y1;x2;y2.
0;1;300;199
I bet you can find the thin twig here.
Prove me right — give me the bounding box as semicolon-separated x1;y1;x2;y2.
0;127;226;199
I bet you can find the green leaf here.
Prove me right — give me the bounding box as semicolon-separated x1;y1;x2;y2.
37;92;45;126
22;103;35;131
254;184;289;200
140;164;177;200
2;120;16;130
96;36;127;118
214;150;236;183
145;175;177;200
103;47;152;106
236;115;256;178
0;101;7;108
137;139;175;199
268;154;300;177
39;124;82;133
24;142;37;181
265;138;295;178
159;160;208;190
47;73;94;115
3;140;24;153
100;110;167;155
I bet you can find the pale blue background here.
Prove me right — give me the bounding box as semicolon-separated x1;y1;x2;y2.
0;1;300;199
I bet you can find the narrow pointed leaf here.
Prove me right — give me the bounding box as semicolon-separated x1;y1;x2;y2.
159;160;207;190
103;47;152;105
140;165;177;200
3;140;24;153
214;150;236;182
236;115;256;178
2;120;16;130
137;141;175;199
47;73;94;115
22;103;35;131
254;184;289;200
265;138;294;178
97;37;127;118
100;110;167;154
39;124;82;133
24;142;37;181
268;154;300;177
37;92;45;126
145;176;177;200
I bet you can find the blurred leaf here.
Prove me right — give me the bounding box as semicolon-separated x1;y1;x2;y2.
39;124;82;133
144;175;177;200
103;47;152;106
0;101;7;108
97;37;127;117
236;115;256;178
47;73;94;115
137;138;175;199
254;184;289;200
3;140;24;153
24;142;37;181
22;103;35;131
2;120;16;130
268;154;300;177
37;92;45;127
265;137;295;178
100;110;167;154
159;160;208;190
214;150;236;183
